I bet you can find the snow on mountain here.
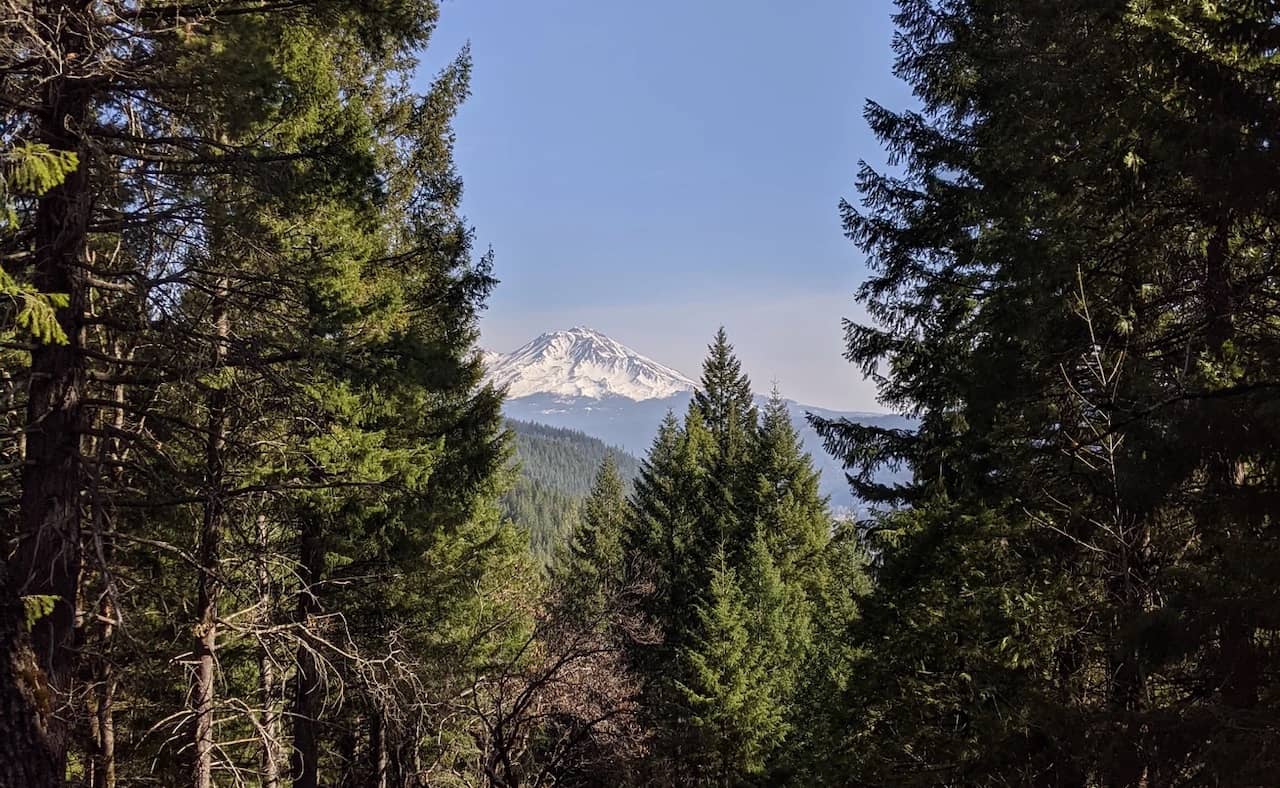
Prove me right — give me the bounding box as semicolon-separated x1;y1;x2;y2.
483;327;697;401
482;327;915;509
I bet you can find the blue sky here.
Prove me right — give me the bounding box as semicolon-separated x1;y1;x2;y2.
421;0;911;411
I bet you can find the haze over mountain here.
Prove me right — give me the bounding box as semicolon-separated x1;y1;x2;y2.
483;328;913;509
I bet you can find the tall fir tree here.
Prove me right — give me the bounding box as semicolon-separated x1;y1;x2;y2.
691;329;758;559
1;0;534;782
693;328;758;461
624;333;841;783
753;390;829;583
814;1;1280;783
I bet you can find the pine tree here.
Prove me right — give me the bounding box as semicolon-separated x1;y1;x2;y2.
676;546;788;786
691;329;758;556
814;1;1280;783
753;390;828;582
693;328;757;460
556;455;628;625
0;140;77;788
627;410;698;638
624;335;842;781
628;412;683;563
1;0;533;782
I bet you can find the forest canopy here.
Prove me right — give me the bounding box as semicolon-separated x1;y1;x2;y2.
3;0;1280;786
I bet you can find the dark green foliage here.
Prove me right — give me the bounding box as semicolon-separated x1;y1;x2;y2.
508;419;640;498
812;1;1280;784
693;328;758;466
753;392;829;583
506;477;582;566
1;0;538;782
0;144;76;344
675;546;788;785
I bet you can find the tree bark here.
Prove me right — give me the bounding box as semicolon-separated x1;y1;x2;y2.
89;354;125;788
0;561;61;788
371;707;388;788
193;276;229;788
10;0;95;773
256;514;281;788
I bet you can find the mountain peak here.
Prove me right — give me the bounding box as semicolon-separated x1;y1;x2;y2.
484;328;696;401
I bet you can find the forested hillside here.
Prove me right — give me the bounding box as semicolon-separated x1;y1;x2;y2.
508;420;640;498
502;420;639;564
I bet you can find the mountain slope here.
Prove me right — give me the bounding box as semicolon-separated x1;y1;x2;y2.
502;419;640;565
487;328;913;510
485;327;695;400
503;392;912;510
508;419;640;497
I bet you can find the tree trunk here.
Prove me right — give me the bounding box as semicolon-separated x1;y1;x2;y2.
11;0;95;770
91;669;115;788
89;359;125;788
0;561;61;788
256;514;281;788
89;601;116;788
371;708;388;788
193;276;230;788
291;518;325;788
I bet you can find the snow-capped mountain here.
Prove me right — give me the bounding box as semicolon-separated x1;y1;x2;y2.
483;327;696;401
483;328;915;509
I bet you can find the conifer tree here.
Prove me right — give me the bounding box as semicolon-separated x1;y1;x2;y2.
623;333;843;782
753;391;828;582
627;411;703;641
691;329;758;557
627;411;684;568
0;139;77;787
676;546;787;786
556;455;628;625
815;1;1280;783
1;0;533;783
693;328;757;460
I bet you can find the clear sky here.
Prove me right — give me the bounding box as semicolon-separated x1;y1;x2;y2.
420;0;911;411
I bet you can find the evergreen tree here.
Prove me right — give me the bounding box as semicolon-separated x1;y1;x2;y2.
0;139;77;787
556;455;628;625
502;420;639;565
676;546;788;786
814;1;1280;783
693;328;757;461
507;477;583;565
1;0;535;782
691;329;758;557
627;410;698;638
753;390;829;582
624;334;842;782
507;419;639;498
